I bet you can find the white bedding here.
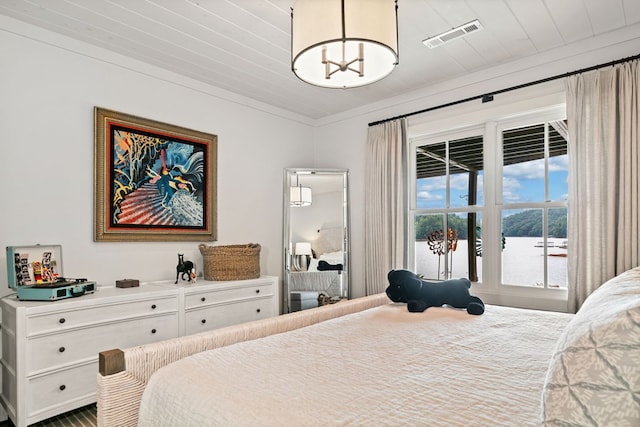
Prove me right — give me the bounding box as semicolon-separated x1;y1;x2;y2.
289;270;342;295
138;303;573;427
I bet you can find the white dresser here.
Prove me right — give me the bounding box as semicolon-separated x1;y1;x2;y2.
180;277;278;335
0;276;278;427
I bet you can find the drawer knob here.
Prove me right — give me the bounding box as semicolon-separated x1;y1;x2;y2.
256;308;261;313
201;319;206;324
151;329;157;334
201;297;206;302
59;346;66;353
59;318;66;324
255;289;260;294
151;304;157;309
59;385;66;391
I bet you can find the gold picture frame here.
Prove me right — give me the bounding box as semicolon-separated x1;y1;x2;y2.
94;107;217;242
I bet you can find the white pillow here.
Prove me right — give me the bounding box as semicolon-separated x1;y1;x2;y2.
307;258;319;272
318;251;343;265
541;267;640;426
312;227;343;256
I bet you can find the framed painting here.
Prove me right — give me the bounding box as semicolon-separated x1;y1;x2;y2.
94;107;217;242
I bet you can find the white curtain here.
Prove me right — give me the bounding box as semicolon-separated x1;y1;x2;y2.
364;119;407;295
566;59;640;312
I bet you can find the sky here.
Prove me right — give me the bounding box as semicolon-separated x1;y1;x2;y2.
416;154;568;211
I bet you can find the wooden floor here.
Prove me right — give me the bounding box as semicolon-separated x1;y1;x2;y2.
1;404;97;427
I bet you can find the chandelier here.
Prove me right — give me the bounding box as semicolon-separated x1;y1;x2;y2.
290;175;312;207
291;0;399;89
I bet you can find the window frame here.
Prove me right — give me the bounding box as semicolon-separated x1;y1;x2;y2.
409;125;485;282
495;111;569;290
408;101;568;310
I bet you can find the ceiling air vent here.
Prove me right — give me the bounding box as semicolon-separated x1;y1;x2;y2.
422;19;483;49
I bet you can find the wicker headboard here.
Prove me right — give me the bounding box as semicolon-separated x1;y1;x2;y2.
311;226;343;257
96;294;388;426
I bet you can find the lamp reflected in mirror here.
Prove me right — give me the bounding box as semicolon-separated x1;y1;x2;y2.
294;242;312;271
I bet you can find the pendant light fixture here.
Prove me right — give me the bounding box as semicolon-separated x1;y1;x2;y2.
290;175;312;207
291;0;399;89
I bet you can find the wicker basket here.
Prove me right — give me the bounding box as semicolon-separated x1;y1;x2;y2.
198;243;261;281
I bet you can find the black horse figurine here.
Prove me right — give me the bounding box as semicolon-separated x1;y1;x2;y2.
175;253;195;284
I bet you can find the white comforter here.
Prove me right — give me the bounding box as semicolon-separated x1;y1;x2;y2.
138;303;572;426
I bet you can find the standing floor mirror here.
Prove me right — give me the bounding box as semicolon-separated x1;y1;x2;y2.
283;168;350;313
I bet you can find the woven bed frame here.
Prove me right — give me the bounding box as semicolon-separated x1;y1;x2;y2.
96;293;389;427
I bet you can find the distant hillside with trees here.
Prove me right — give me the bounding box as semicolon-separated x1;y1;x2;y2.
502;209;567;238
415;209;567;240
415;215;471;240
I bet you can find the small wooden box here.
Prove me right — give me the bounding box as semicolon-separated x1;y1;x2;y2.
116;279;139;288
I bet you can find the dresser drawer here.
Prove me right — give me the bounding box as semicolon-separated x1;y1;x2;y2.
28;362;96;419
27;313;178;373
184;282;274;309
26;295;179;335
185;298;274;335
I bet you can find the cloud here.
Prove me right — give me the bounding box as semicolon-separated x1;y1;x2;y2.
502;175;526;203
417;191;444;201
418;172;478;192
418;176;444;191
504;155;568;179
549;154;568;172
415;152;566;207
503;176;521;191
504;159;545;180
417;172;486;206
417;177;446;203
449;173;469;190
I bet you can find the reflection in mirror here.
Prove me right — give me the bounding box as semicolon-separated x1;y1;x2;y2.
283;168;349;313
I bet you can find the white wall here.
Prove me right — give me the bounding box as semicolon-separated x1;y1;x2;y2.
0;16;314;303
291;191;343;244
311;119;368;297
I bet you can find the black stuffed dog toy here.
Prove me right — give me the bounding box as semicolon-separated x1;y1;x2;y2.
386;269;485;315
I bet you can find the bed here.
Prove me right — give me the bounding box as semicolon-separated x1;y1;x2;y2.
97;267;640;426
289;227;347;309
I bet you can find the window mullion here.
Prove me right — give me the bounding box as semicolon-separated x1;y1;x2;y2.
543;122;551;288
407;138;417;271
444;141;450;278
483;121;500;289
544;122;550;202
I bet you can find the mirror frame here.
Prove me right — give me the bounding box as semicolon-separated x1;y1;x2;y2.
283;168;350;313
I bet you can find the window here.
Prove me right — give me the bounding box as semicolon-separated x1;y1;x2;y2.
409;105;568;305
500;121;568;288
411;129;484;282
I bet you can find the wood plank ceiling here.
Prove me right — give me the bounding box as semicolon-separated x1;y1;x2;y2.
416;122;567;179
1;0;639;120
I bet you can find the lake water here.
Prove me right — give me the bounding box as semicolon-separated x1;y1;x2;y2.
415;236;568;288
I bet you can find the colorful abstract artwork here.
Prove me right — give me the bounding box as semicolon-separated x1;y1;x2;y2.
94;108;217;242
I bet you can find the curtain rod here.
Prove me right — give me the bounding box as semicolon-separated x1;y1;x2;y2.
368;52;640;127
